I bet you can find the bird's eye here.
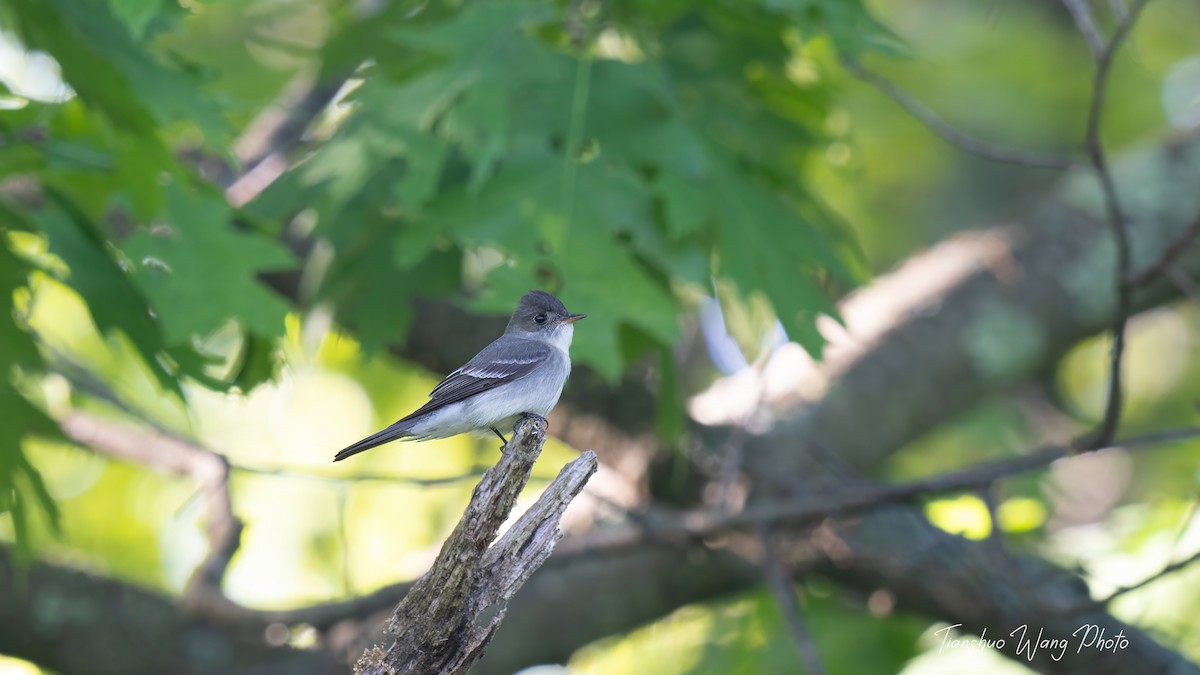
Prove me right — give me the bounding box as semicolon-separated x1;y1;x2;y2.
534;313;547;324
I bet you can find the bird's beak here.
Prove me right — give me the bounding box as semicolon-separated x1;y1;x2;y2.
561;313;587;324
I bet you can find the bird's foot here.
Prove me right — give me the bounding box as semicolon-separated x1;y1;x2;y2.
519;412;549;429
490;426;509;452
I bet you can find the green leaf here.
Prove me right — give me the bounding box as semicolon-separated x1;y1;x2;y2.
656;346;684;445
319;214;463;355
655;172;710;239
26;197;181;392
762;0;908;56
429;157;561;254
109;0;184;40
558;224;679;379
122;184;294;345
9;0;230;145
393;133;451;210
0;231;42;370
229;332;278;392
0;234;61;557
711;159;836;355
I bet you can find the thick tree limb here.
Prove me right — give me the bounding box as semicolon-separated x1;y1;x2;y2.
823;507;1199;674
355;416;598;675
764;131;1200;479
0;547;340;675
475;132;1200;672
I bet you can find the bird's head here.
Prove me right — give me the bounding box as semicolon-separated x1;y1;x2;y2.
505;290;586;347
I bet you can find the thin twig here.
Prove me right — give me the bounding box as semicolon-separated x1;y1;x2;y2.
980;484;1006;551
842;58;1080;170
561;426;1200;555
231;462;486;488
760;529;826;675
1062;0;1107;59
1062;548;1200;615
1082;0;1151;449
1123;217;1200;287
1166;267;1200;304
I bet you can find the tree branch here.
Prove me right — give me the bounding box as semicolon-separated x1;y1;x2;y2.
1082;0;1150;449
355;417;598;675
1124;216;1200;287
1066;547;1200;614
761;529;825;675
0;547;341;675
1062;0;1107;59
821;506;1199;674
560;426;1200;555
841;58;1080;170
57;411;241;608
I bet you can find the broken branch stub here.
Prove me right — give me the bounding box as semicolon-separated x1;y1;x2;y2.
355;416;598;675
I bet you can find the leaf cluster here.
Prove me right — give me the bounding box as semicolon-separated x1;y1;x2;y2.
0;0;893;545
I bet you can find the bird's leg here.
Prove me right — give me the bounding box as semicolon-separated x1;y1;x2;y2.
490;427;509;451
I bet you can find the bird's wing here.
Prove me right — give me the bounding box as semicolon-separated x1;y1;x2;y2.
402;338;553;419
333;339;552;461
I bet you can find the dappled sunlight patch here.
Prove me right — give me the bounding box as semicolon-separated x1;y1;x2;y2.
223;474;344;607
187;380;282;461
343;481;476;589
22;437;106;502
925;494;992;540
270;368;373;463
1043;499;1200;662
571;589;924;674
1057;308;1192;421
0;655;44;675
997;497;1047;534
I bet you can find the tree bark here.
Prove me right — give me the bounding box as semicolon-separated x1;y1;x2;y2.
0;547;341;675
356;416;598;675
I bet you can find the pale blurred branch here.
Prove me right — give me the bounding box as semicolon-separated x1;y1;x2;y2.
230;461;486;487
58;411;242;613
1109;0;1129;21
356;417;597;675
1062;0;1107;59
225;72;348;206
840;57;1080;170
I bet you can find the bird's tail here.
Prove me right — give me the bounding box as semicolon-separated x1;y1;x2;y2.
333;421;413;462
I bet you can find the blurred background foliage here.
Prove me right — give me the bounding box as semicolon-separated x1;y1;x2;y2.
1;0;1200;673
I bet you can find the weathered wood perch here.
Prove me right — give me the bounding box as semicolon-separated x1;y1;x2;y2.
355;416;598;675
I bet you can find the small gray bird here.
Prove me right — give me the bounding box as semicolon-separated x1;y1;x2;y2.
333;290;586;461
